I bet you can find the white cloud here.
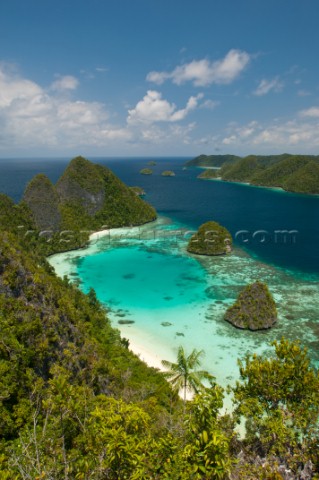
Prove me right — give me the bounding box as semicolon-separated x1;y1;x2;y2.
253;77;284;96
127;90;203;124
139;122;196;145
297;90;311;97
51;75;79;91
146;49;250;87
300;106;319;118
219;117;319;150
0;66;131;150
200;99;219;110
0;70;43;108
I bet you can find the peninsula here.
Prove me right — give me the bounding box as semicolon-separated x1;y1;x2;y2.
188;153;319;194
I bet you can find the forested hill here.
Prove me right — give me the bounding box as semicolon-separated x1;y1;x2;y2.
190;153;319;194
22;156;157;254
186;154;241;167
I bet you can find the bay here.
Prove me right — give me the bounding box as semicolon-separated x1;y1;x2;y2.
1;156;319;394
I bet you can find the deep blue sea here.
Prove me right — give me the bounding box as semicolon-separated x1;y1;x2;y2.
0;156;318;276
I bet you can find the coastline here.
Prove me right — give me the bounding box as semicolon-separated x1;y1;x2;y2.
47;214;319;410
197;174;319;196
128;338;165;371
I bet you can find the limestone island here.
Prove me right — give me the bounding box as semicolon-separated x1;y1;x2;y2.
161;170;175;177
224;281;277;330
140;168;153;175
22;156;156;254
147;161;157;166
187;221;232;255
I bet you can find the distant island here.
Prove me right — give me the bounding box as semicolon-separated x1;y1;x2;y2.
140;168;153;175
187;153;319;194
147;161;157;166
161;170;175;177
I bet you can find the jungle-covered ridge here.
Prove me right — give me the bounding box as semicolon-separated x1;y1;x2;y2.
22;155;156;255
0;157;318;478
187;153;319;194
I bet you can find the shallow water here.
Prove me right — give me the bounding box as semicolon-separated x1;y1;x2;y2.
48;216;319;399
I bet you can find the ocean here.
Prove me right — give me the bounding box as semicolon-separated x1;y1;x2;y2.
1;156;319;395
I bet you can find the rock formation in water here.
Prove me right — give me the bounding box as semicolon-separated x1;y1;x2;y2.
140;168;153;175
187;221;232;255
224;281;277;330
161;170;175;177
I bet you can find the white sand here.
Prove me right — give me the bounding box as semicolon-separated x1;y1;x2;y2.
128;339;165;371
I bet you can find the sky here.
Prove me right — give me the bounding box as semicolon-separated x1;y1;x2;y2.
0;0;319;157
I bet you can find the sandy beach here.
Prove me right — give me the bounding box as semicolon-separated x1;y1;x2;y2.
128;339;165;371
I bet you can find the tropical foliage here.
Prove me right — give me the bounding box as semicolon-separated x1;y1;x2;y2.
0;158;318;478
190;153;319;194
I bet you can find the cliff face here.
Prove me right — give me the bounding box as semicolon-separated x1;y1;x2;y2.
187;221;232;256
22;174;61;231
56;156;105;215
224;281;277;330
21;156;157;252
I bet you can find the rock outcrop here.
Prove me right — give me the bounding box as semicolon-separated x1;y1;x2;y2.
23;174;61;230
187;221;232;256
224;281;277;330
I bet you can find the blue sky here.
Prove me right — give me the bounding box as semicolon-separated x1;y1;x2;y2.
0;0;318;157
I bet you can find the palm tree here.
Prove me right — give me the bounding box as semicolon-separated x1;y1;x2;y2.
161;346;213;404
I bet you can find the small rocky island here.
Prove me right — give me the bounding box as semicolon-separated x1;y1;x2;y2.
140;168;153;175
187;221;232;255
224;281;277;330
161;170;175;177
147;161;157;166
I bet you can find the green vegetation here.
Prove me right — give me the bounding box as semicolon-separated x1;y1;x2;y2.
21;156;156;255
221;156;263;182
161;170;176;176
197;169;219;180
140;168;153;175
232;339;319;476
162;346;213;403
130;186;146;196
188;153;319;194
224;281;277;330
187;221;232;256
186;154;241;168
147;160;157;166
0;157;319;478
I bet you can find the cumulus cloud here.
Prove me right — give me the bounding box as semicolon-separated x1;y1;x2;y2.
200;99;219;110
139;122;196;145
127;90;203;124
51;75;79;91
220;117;319;150
253;77;284;96
300;106;319;117
0;66;131;151
146;49;250;87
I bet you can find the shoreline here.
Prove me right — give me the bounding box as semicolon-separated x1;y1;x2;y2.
197;174;319;196
128;338;165;371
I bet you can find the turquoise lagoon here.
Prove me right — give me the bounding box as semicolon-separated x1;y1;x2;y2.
48;216;319;402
